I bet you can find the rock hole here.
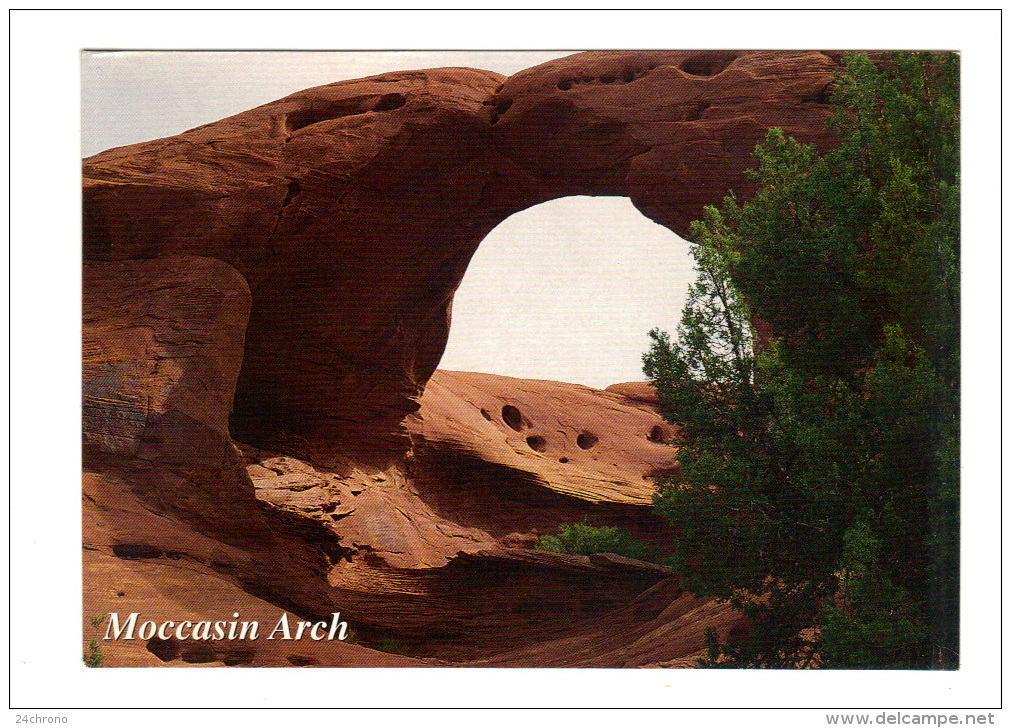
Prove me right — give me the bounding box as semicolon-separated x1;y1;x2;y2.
287;654;319;666
802;84;835;104
679;55;734;77
480;408;492;421
372;93;406;112
285;103;364;133
512;600;542;615
146;637;180;662
558;457;569;463
648;425;666;443
112;543;163;559
599;74;615;84
501;405;524;431
681;61;716;77
180;648;217;664
223;651;254;666
576;432;598;450
321;540;355;562
280;178;302;209
557;80;573;91
493;98;513;115
686;102;711;121
116;590;126;597
526;436;547;453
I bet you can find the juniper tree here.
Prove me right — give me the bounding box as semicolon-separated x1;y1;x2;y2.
644;51;959;668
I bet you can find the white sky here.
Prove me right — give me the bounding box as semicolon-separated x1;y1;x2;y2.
444;197;690;387
82;50;693;389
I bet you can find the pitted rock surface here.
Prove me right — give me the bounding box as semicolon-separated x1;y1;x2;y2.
409;370;679;506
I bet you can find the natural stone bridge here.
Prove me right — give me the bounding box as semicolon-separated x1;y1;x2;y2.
84;50;842;460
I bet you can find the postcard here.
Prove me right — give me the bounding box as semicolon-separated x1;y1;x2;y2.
79;47;964;683
2;5;1004;722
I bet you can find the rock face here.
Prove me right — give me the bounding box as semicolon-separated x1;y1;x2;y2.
84;51;843;455
83;255;250;460
491;51;841;234
410;370;678;507
82;255;270;543
233;371;712;663
85;363;744;665
81;51;845;666
605;380;662;406
82;256;363;651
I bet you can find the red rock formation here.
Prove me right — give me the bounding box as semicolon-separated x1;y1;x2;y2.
491;51;841;232
83;536;425;667
233;371;717;663
82;257;371;661
84;51;843;455
605;380;662;406
82;255;270;543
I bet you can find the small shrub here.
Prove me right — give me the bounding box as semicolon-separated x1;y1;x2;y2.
84;614;105;667
373;636;410;654
535;518;659;562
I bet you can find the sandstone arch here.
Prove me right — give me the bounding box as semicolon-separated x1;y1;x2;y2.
83;50;843;458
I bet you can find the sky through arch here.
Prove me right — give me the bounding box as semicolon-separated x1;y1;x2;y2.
439;197;693;389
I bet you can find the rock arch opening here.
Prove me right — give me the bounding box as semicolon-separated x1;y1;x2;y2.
440;197;693;390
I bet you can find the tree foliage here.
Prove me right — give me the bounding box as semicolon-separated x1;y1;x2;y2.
644;52;959;668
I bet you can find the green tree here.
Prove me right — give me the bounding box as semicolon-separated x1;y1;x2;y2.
644;51;959;668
